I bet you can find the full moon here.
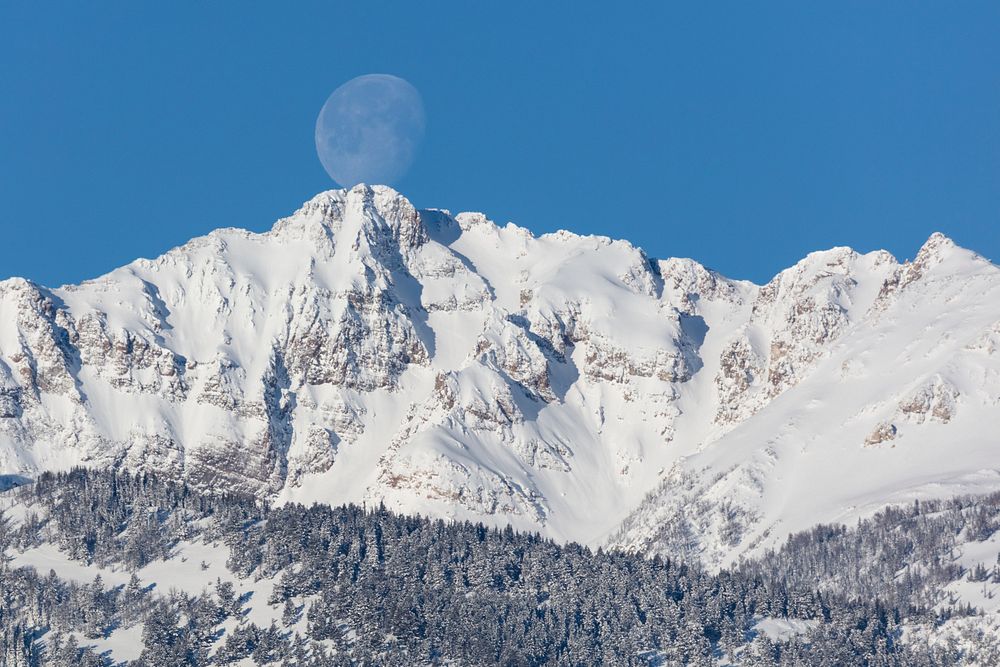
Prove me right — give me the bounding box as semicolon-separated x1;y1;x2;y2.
315;74;426;188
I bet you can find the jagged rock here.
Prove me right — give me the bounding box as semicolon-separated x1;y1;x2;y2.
898;376;959;424
865;422;898;446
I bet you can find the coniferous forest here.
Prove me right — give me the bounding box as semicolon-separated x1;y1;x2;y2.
1;469;998;665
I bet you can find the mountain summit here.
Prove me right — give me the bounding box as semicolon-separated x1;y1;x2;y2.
1;185;998;564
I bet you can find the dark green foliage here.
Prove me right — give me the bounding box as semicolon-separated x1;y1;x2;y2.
740;493;1000;618
0;468;989;665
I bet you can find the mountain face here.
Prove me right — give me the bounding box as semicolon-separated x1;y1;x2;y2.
1;185;998;564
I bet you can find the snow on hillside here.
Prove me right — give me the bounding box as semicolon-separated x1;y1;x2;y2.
0;184;998;564
610;233;1000;564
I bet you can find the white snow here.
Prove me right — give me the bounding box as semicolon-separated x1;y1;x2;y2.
753;617;819;642
7;533;287;663
0;186;997;571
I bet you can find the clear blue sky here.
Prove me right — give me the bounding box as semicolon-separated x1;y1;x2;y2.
1;2;997;286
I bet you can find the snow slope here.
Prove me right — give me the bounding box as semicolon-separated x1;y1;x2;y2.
610;233;1000;564
1;185;998;562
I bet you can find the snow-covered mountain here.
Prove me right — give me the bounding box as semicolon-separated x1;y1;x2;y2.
1;185;998;564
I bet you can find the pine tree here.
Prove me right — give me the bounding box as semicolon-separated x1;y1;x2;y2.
282;598;301;626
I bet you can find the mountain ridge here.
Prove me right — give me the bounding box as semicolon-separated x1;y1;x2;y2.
1;184;997;565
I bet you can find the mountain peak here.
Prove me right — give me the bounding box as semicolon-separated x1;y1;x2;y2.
2;191;998;563
907;231;996;280
271;184;425;254
915;231;956;263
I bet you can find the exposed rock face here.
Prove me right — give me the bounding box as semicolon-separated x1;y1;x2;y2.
1;185;999;557
898;376;959;424
713;247;897;425
864;422;898;447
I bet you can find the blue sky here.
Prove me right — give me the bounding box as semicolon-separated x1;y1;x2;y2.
1;2;997;286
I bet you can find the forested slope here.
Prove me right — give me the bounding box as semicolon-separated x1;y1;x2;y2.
3;469;977;665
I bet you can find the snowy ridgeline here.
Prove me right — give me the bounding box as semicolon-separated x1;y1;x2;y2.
2;184;999;567
2;471;1000;665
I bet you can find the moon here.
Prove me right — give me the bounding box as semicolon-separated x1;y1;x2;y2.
315;74;426;188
